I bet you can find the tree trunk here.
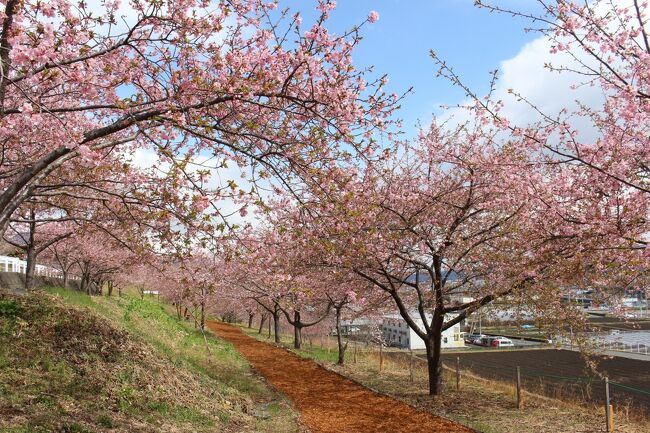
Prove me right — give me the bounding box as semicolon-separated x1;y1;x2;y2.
293;310;304;349
247;312;254;328
273;310;281;344
200;301;205;331
24;246;36;290
335;306;347;365
24;208;36;290
81;272;90;295
424;321;444;395
258;314;266;334
62;270;68;289
294;324;303;349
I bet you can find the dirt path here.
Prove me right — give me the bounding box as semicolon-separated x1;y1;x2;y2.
206;321;473;433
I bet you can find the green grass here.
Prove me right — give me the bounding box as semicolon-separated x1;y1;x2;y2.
44;288;255;387
1;288;298;433
240;324;348;365
45;286;96;307
293;344;344;364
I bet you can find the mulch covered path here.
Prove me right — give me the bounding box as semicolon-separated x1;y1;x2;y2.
206;321;473;433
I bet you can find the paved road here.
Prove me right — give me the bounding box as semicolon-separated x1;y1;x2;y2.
463;338;543;349
206;321;474;433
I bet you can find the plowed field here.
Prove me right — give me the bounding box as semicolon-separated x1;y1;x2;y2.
441;350;650;409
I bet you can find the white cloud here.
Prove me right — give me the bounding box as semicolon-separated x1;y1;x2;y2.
85;0;141;37
128;147;267;228
496;37;604;139
84;0;236;44
433;1;639;146
438;32;604;142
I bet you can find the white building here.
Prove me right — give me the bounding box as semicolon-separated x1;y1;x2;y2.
382;313;464;350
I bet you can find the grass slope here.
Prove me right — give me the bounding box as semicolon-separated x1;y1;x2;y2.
0;288;299;433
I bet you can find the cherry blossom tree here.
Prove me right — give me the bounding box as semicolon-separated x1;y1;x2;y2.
223;225;342;348
425;1;650;327
322;270;378;365
43;227;138;295
274;118;556;395
153;260;192;320
431;1;649;265
0;0;398;238
43;235;78;288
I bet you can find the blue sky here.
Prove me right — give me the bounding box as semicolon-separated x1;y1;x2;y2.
282;0;543;135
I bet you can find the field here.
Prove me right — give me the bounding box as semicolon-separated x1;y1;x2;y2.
441;349;650;411
587;316;650;331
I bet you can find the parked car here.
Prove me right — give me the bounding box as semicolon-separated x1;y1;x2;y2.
490;336;514;348
478;336;494;347
465;334;485;345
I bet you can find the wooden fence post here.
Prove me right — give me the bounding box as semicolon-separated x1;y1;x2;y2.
456;356;460;391
516;366;523;409
605;377;614;432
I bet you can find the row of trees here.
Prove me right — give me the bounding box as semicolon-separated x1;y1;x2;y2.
209;0;650;396
0;0;647;397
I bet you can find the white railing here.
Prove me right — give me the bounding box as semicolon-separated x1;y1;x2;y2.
0;255;71;279
0;255;25;273
560;330;650;357
595;339;650;355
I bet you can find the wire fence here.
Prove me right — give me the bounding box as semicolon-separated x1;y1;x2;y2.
452;356;645;396
348;343;650;423
434;353;650;427
556;330;650;358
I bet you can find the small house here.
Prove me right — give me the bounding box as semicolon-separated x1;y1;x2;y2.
382;313;464;350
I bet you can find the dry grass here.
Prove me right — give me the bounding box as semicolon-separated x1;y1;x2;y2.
0;290;299;433
330;349;650;433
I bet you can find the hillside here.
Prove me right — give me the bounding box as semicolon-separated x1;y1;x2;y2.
0;289;299;433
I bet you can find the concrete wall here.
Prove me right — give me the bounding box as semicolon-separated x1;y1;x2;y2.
0;272;80;293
